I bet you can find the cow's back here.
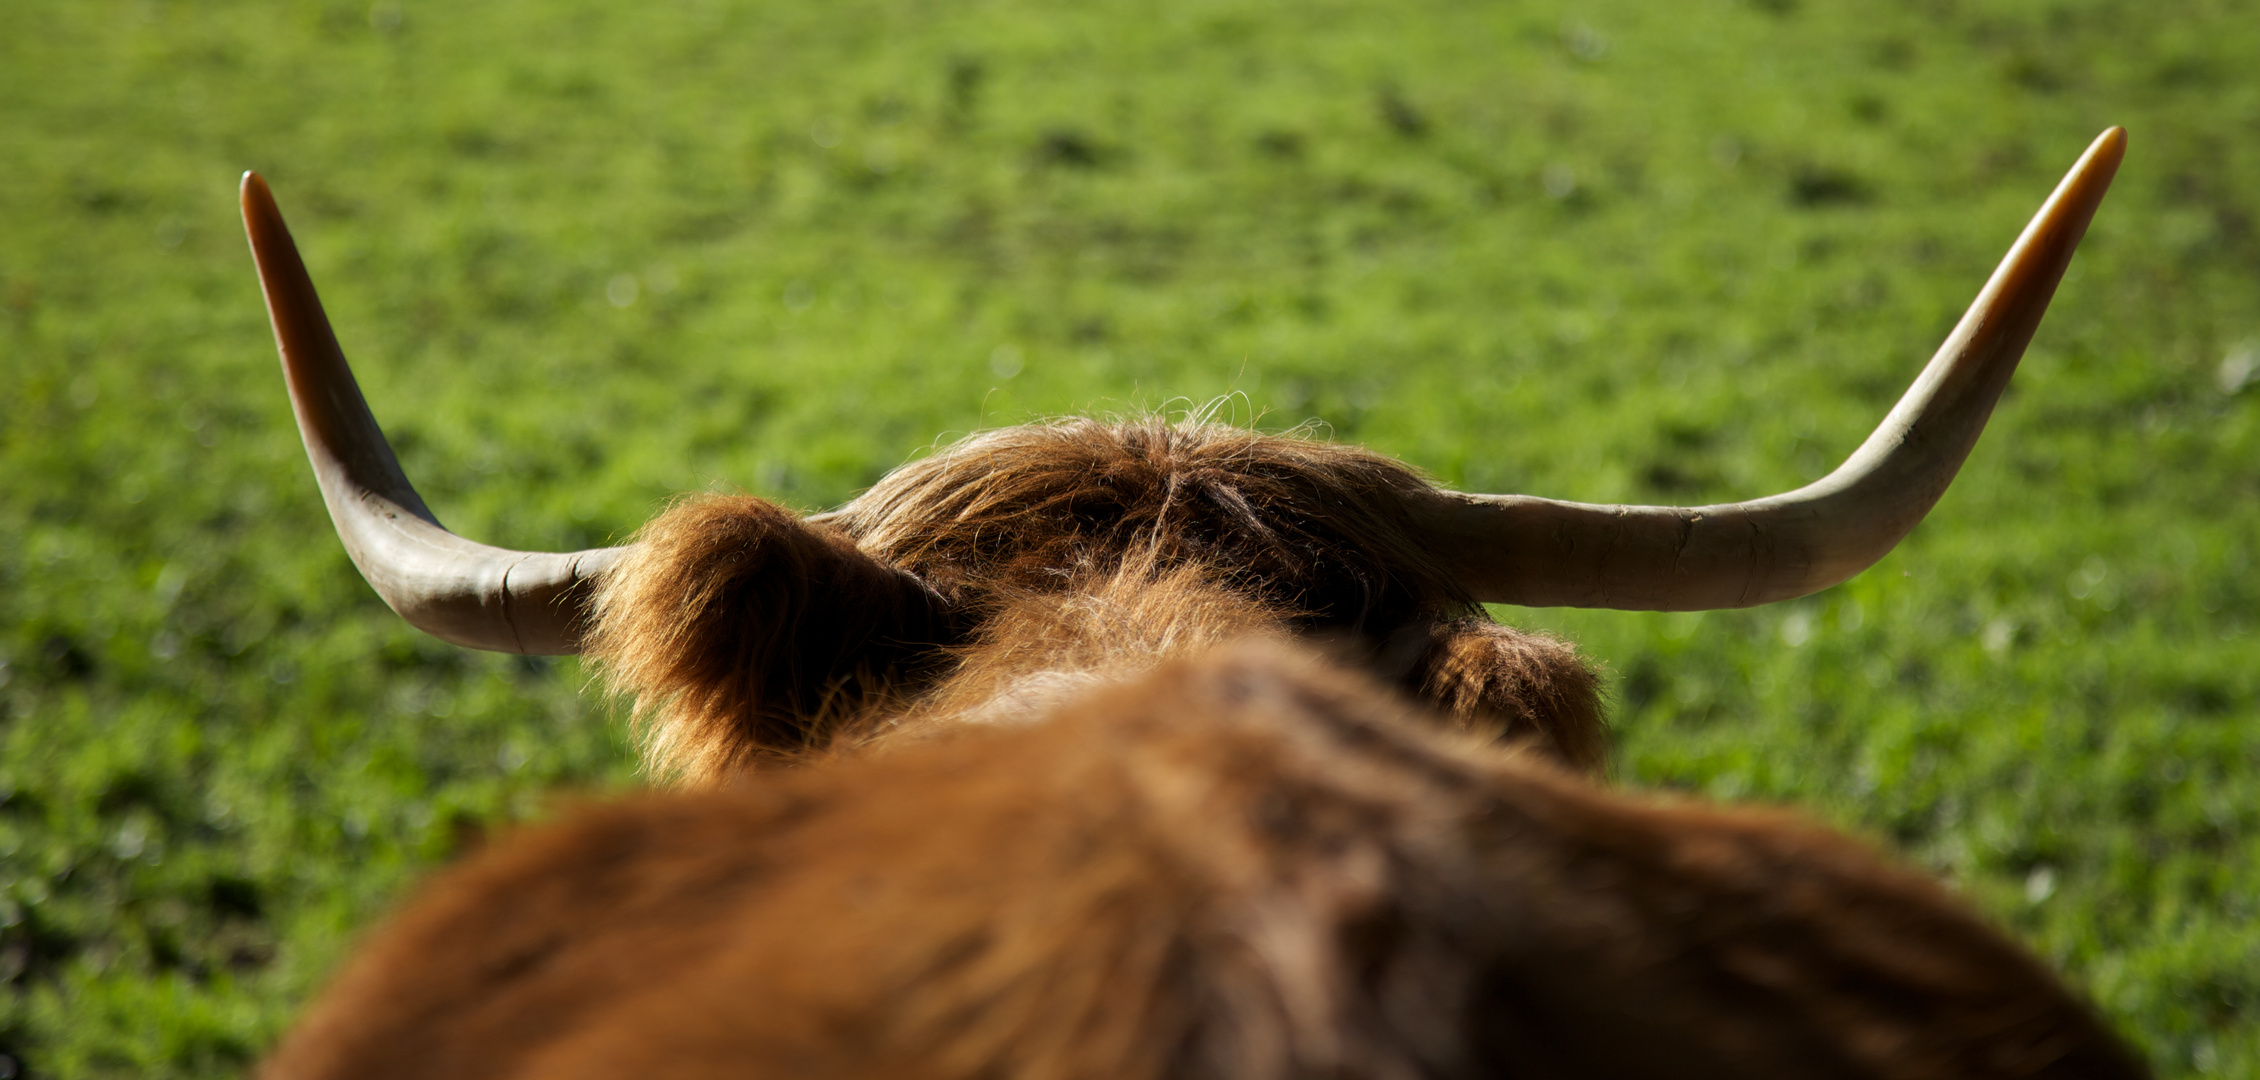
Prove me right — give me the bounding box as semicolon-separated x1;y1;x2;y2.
262;643;2144;1080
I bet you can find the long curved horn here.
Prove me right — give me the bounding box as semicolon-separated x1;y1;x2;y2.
241;172;623;654
1418;127;2125;611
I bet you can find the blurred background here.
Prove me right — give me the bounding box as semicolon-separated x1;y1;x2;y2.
2;0;2256;1074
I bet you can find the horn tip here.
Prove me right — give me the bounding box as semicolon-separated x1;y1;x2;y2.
241;171;278;224
2082;127;2128;176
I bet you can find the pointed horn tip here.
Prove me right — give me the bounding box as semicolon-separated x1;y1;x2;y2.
2081;127;2128;174
240;171;276;220
2027;127;2126;251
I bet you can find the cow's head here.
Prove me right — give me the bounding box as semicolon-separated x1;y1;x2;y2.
241;129;2125;783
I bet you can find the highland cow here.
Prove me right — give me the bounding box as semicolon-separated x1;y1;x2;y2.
246;129;2143;1080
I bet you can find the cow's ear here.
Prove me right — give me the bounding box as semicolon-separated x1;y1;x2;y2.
586;495;952;782
1396;618;1606;772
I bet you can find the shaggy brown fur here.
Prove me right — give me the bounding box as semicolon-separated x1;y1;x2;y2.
1402;617;1606;769
830;418;1469;625
588;495;951;782
262;643;2143;1080
590;420;1605;780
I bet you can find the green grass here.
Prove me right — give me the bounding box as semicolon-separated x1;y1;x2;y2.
4;0;2258;1073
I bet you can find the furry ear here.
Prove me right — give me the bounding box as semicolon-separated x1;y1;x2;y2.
1400;618;1606;772
588;496;952;782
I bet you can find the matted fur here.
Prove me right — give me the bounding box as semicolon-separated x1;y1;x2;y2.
590;420;1607;782
261;643;2144;1080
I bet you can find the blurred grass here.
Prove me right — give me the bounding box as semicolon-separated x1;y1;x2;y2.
3;0;2258;1074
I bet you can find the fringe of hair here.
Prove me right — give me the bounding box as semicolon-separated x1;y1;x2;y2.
826;417;1475;632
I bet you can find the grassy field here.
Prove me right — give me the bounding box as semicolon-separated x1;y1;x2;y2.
3;0;2258;1074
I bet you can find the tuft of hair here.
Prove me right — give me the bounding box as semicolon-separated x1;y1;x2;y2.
1401;617;1607;772
826;417;1474;632
586;495;950;783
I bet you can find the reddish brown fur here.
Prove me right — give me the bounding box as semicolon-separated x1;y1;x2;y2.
591;420;1604;780
263;644;2142;1080
830;418;1465;625
588;495;951;782
1403;617;1606;768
